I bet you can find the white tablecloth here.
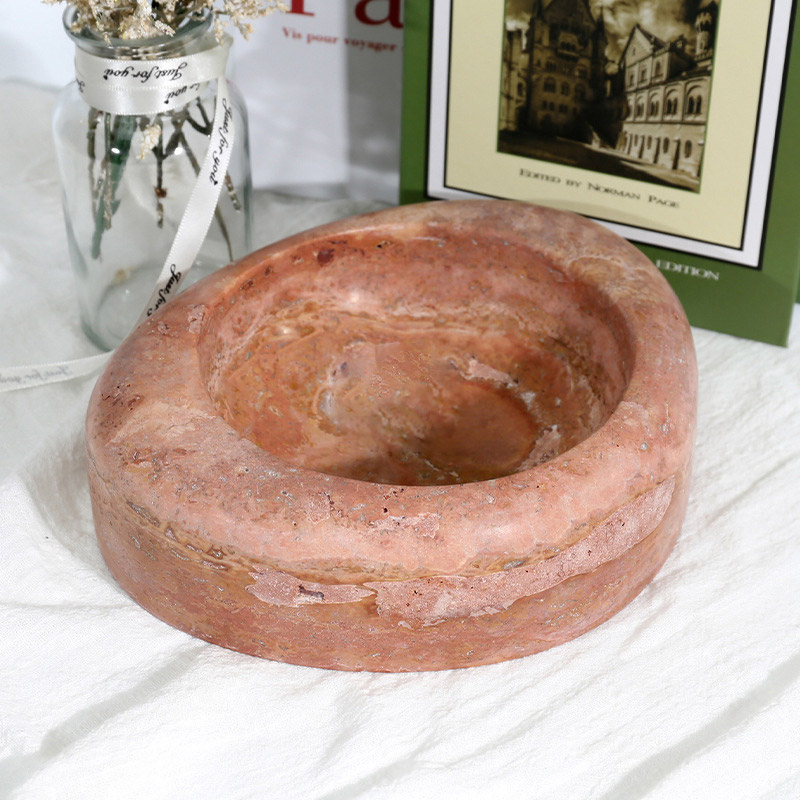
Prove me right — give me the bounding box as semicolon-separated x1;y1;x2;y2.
2;80;799;800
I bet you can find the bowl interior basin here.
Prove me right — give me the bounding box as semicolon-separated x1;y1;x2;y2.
197;227;634;486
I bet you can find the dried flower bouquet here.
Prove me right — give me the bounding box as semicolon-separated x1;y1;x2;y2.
46;0;287;43
49;0;283;257
48;0;284;347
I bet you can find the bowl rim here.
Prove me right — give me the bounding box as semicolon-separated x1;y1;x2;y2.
87;199;697;580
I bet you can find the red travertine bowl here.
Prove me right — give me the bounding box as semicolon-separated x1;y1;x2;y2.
86;200;697;671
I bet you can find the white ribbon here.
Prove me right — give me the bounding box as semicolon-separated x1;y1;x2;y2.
139;75;235;322
0;354;112;393
74;39;231;114
0;40;235;394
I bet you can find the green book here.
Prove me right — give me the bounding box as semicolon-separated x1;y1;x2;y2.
401;0;800;345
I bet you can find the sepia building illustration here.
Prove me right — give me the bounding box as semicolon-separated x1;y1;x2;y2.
500;0;719;191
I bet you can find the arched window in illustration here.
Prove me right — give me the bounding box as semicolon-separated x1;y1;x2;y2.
649;99;660;116
647;135;652;148
547;60;556;71
561;83;570;96
544;78;556;92
663;137;670;151
636;101;644;117
654;61;663;78
685;140;693;157
575;85;586;101
686;92;703;115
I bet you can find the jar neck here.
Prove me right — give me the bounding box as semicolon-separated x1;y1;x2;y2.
64;8;214;60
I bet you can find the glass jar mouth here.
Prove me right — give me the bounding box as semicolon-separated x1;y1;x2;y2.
63;6;213;57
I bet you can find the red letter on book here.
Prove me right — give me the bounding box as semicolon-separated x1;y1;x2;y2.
288;0;314;15
355;0;403;28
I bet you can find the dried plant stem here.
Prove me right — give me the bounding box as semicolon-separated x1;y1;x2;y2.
91;111;136;259
86;94;239;262
224;173;242;211
87;108;101;220
145;117;167;227
192;97;212;130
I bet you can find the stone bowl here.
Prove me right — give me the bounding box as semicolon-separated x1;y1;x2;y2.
86;200;697;671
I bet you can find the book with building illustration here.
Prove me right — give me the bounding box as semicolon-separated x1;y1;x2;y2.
400;0;800;345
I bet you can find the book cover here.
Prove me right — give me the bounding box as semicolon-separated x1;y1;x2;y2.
401;0;800;345
235;0;404;202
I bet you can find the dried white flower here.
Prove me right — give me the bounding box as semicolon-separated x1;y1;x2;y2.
137;123;162;160
213;16;228;43
220;0;288;38
120;9;175;40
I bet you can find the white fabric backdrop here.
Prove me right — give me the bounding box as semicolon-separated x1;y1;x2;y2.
2;81;800;800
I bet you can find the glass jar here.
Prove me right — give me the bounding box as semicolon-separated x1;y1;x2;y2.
52;10;252;350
